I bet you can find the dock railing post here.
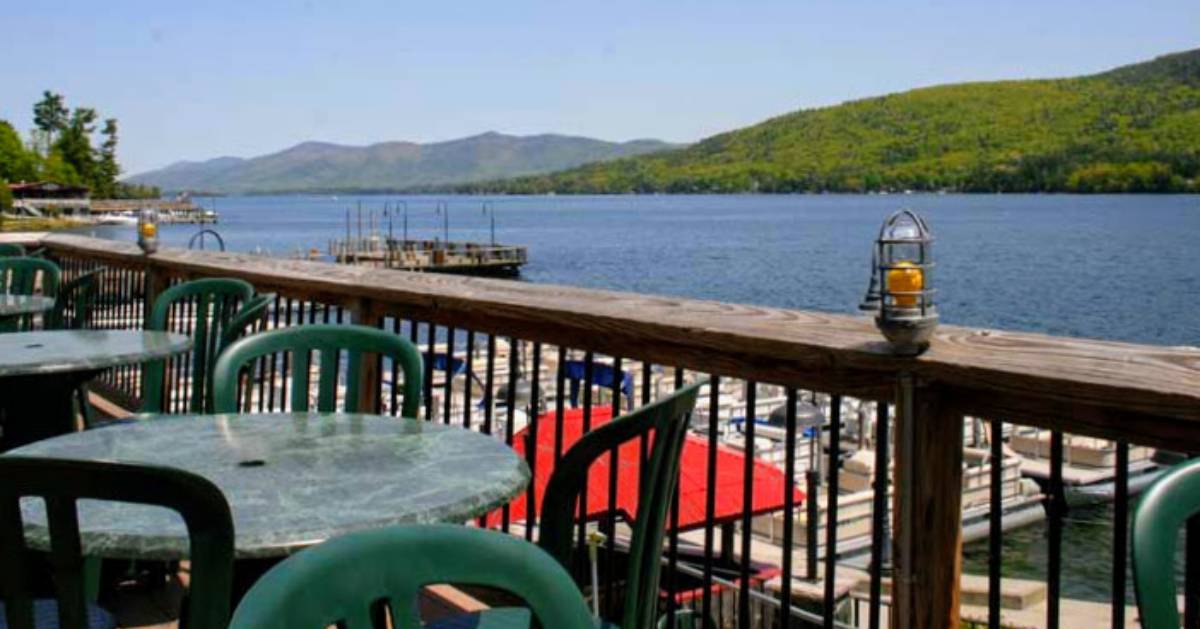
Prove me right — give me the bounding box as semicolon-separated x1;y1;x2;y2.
891;374;964;629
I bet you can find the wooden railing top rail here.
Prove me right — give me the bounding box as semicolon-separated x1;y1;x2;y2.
41;233;1200;448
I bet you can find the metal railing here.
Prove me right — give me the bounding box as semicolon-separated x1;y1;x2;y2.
39;233;1200;629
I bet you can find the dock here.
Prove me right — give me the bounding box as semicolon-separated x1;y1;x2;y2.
329;236;527;277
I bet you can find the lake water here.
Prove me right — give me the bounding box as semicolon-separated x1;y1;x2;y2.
81;193;1199;604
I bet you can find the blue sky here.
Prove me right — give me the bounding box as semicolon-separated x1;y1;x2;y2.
1;1;1195;175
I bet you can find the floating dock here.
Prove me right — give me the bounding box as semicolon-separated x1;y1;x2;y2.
329;236;527;277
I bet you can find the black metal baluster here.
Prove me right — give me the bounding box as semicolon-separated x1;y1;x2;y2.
1047;431;1064;629
462;331;475;428
701;375;720;629
781;388;798;629
424;323;436;422
739;381;757;629
823;396;841;629
265;296;280;411
280;298;294;412
554;348;567;462
638;362;651;503
868;401;889;629
389;317;402;415
501;338;518;533
989;418;1003;629
408;318;420;417
577;353;595;560
528;340;542;542
667;367;683;625
442;327;456;424
1112;440;1129;628
482;335;496;435
603;356;622;616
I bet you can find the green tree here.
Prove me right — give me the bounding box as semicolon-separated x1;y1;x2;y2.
40;150;81;186
32;91;68;154
0;121;39;183
94;118;120;197
0;179;13;212
54;107;98;188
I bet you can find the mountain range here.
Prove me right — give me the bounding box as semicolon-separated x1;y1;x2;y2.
457;47;1200;194
131;47;1200;195
126;133;678;194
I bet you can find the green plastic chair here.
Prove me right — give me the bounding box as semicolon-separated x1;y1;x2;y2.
543;380;702;629
0;257;61;332
0;257;60;296
47;269;102;331
0;456;234;629
212;323;424;416
443;381;703;629
1132;457;1200;628
228;524;595;629
141;277;254;414
218;292;274;350
0;244;26;257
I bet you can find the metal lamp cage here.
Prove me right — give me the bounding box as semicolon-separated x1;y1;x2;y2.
874;209;936;323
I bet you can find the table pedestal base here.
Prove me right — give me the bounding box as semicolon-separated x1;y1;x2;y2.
0;369;100;451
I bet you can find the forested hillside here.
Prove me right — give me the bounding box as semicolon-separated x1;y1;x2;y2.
457;48;1200;194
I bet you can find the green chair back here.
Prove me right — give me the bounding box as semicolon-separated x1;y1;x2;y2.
229;524;594;629
0;456;234;629
0;257;61;332
141;277;254;414
218;293;274;351
0;257;60;297
47;269;102;330
1133;457;1200;628
212;323;423;416
539;381;703;629
0;244;26;257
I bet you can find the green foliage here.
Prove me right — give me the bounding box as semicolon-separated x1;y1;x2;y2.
93;118;120;198
0;121;38;183
462;48;1200;195
39;150;82;186
112;182;161;199
0;180;13;211
31;90;68;154
55;106;99;186
0;92;133;199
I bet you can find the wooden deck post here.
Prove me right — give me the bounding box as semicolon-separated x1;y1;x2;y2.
349;298;382;413
142;263;167;328
892;373;964;629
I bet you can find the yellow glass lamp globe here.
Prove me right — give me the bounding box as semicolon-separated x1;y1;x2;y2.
886;260;923;308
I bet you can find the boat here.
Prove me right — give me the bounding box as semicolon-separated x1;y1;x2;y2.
1008;427;1162;507
97;211;138;225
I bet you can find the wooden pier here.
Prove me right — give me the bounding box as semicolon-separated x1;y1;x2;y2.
329;236;527;277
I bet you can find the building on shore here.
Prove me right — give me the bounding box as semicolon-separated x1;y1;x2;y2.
6;181;91;218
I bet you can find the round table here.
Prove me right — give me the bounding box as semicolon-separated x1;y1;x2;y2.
8;413;531;559
0;330;191;450
0;294;56;318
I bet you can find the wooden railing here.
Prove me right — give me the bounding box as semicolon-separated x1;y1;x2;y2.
36;233;1200;629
